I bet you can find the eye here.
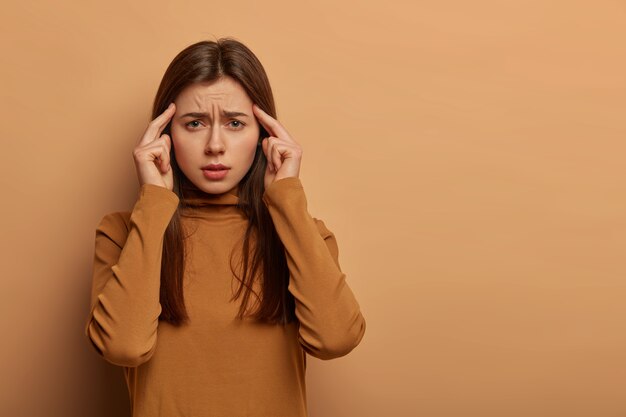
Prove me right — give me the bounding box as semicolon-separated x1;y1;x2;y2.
185;120;245;130
229;120;245;130
185;120;202;129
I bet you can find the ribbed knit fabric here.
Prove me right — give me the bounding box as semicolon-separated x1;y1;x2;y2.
84;176;366;416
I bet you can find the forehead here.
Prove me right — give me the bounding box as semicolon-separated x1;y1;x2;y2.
176;77;252;108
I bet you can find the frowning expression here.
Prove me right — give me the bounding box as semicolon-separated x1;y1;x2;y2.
171;76;260;196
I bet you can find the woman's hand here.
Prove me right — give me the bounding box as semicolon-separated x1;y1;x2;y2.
253;103;302;190
133;102;177;190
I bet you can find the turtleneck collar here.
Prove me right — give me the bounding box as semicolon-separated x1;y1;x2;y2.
178;177;240;211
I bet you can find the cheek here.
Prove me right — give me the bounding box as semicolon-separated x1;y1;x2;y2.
171;138;194;169
244;138;260;165
234;135;259;162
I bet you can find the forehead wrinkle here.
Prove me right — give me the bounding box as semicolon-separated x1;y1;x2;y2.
190;90;236;114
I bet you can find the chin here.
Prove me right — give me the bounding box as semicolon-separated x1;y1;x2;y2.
182;167;242;195
198;183;231;195
196;176;239;194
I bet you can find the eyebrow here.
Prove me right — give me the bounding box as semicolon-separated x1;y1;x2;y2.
179;110;249;119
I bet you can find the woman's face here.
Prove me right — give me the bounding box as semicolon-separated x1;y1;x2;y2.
170;76;260;196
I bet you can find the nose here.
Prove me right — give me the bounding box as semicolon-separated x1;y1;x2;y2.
204;125;225;155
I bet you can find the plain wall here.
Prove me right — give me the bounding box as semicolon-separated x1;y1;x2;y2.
1;0;625;416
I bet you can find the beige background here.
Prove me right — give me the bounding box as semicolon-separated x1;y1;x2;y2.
1;0;625;416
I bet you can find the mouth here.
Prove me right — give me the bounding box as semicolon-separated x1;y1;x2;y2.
202;164;230;170
201;164;230;180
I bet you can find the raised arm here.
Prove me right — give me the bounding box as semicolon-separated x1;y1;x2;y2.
262;177;366;360
84;183;179;367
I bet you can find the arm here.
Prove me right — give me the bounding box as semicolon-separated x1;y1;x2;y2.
84;183;179;367
262;177;367;360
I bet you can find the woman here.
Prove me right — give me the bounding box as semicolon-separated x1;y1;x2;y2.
84;37;366;416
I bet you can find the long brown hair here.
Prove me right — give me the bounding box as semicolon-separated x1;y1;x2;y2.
152;37;295;326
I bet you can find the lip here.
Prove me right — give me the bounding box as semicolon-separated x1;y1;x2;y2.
202;168;229;180
202;163;230;170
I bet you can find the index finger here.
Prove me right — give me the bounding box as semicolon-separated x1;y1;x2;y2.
252;104;291;140
140;102;176;146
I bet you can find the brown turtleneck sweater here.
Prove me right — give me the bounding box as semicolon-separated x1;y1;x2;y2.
84;176;366;417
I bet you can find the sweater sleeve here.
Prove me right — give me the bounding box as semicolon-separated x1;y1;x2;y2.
84;183;180;367
262;177;366;360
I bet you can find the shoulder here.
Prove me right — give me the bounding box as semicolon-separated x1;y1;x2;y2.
96;211;132;247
